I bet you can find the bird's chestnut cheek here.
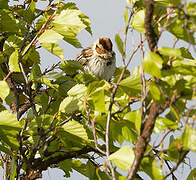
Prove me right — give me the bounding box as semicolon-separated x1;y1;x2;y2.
95;46;103;54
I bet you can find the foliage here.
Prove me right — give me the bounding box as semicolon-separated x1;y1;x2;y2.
0;0;195;179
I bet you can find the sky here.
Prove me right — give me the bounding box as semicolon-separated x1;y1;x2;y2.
0;0;195;179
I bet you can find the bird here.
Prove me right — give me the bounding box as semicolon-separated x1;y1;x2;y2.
76;37;116;81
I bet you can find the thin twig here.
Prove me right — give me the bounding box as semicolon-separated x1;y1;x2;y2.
139;34;146;122
41;61;61;76
122;7;134;66
145;129;173;157
165;151;189;179
105;10;141;180
91;118;106;155
165;160;177;180
3;71;12;81
21;8;58;57
112;100;137;117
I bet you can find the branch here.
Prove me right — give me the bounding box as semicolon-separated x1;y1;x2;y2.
91;118;106;155
139;34;146;121
31;146;95;171
127;1;181;178
21;7;58;57
144;0;158;52
164;160;177;180
165;151;189;179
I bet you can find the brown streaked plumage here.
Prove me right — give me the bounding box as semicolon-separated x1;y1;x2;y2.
76;37;116;81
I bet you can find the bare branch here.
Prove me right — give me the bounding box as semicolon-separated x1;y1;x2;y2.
144;0;158;52
31;146;95;171
91;118;106;155
139;34;146;121
165;151;189;179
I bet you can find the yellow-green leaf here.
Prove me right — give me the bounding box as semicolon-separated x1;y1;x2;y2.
0;81;10;101
131;9;145;33
115;33;125;58
42;43;64;60
143;52;163;78
183;125;196;152
39;29;64;43
9;50;20;72
158;47;182;57
59;96;79;113
67;84;87;96
108;146;134;170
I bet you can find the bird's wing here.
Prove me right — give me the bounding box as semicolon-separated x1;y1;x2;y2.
76;47;93;66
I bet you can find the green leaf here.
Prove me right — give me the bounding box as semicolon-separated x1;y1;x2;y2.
3;35;22;56
166;17;195;44
39;76;59;89
87;161;99;180
179;47;194;59
60;60;84;75
42;43;64;60
0;81;10;101
187;168;196;180
141;158;164;180
60;2;92;35
0;110;22;149
59;159;88;178
58;120;89;145
119;66;141;96
0;110;21;129
87;80;109;96
143;52;163;78
39;29;64;43
108;146;134;170
113;66;130;83
172;60;196;76
25;0;36;23
67;84;87;97
0;144;12;156
59;96;79;113
183;125;196;152
53;9;89;48
9;50;20;72
74;73;97;85
30;63;41;81
79;13;92;35
10;158;16;180
124;8;129;25
124;110;141;135
22;46;40;64
0;52;6;64
91;89;105;112
0;10;18;33
110;120;137;144
150;82;165;103
154;0;181;6
0;0;8;9
131;9;145;33
158;47;182;57
115;34;125;58
154;117;179;132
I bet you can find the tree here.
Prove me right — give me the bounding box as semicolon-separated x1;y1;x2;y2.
0;0;195;179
